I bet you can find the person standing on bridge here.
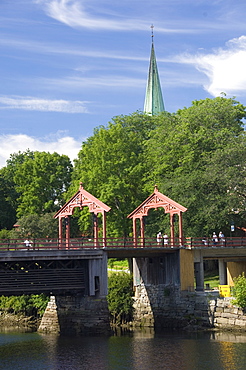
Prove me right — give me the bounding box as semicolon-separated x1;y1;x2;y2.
23;239;32;248
163;233;169;247
212;232;218;247
219;231;225;246
157;231;162;245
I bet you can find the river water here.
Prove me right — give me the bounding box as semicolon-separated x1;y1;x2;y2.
0;328;246;370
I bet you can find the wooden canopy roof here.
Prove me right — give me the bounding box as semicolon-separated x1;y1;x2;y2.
128;185;187;219
54;182;111;219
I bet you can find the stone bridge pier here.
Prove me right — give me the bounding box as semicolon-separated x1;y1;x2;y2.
38;294;110;335
132;249;195;327
38;250;111;335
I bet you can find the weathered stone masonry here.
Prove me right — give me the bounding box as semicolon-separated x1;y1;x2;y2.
39;295;110;335
133;283;246;330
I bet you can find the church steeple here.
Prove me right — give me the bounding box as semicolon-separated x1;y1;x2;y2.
144;26;165;115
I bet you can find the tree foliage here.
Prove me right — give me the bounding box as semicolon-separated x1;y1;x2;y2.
145;97;246;236
10;213;58;239
71;112;156;236
0;176;16;230
0;150;72;227
14;151;72;218
107;272;134;325
0;151;35;230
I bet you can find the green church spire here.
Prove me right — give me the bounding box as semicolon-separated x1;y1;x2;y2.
144;28;165;115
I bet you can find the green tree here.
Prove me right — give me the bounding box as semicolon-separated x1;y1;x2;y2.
145;97;246;236
0;150;72;230
13;151;73;218
0;151;29;229
107;272;134;325
0;176;16;229
11;213;58;239
70;112;156;237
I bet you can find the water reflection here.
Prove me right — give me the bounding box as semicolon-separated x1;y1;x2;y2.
0;329;246;369
213;331;246;343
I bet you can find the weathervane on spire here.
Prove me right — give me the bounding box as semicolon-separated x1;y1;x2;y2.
151;24;154;41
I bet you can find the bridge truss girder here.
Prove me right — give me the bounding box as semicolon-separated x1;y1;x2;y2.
0;259;88;296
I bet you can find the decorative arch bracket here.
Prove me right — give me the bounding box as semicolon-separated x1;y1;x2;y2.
127;185;187;220
54;182;111;246
127;185;187;246
54;183;111;219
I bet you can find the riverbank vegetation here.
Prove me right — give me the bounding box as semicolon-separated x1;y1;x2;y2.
232;273;246;310
0;294;49;329
0;294;49;317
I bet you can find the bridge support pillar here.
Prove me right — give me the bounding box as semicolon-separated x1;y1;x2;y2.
38;296;60;333
194;250;204;291
219;259;227;285
179;249;195;291
38;250;110;335
194;261;204;291
132;253;187;326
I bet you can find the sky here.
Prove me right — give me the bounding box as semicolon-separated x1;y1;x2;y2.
1;0;246;168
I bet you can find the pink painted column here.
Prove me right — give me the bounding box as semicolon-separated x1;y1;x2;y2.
102;210;107;247
65;217;70;249
93;213;99;247
140;217;145;247
133;217;137;246
178;211;183;245
59;217;63;246
170;213;175;247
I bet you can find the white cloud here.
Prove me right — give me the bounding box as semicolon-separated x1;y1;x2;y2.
178;35;246;97
36;0;193;33
0;96;89;113
37;0;145;30
0;133;83;168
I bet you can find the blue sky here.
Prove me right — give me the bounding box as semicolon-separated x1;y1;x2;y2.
1;0;246;167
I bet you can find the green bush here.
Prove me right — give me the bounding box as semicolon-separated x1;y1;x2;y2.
0;294;49;317
107;258;129;271
107;272;134;325
232;273;246;310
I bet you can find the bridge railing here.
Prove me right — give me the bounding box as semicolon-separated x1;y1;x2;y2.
0;236;245;251
185;237;246;248
0;238;60;251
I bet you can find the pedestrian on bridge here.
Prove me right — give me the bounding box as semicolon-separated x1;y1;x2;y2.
212;232;218;247
163;233;169;246
157;231;162;245
23;239;32;248
219;231;225;246
202;236;208;246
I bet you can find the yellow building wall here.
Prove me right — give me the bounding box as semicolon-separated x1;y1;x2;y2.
179;249;194;291
227;261;246;286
